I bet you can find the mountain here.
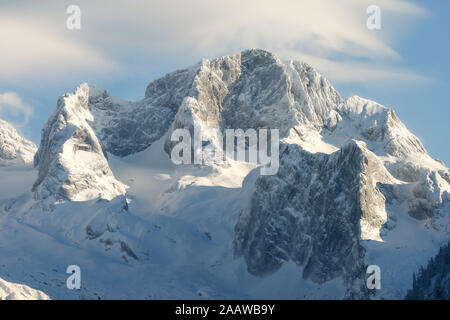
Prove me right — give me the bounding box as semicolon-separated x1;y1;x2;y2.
0;49;448;299
0;119;37;166
0;277;50;300
32;84;127;203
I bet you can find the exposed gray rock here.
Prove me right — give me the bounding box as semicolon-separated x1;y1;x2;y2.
90;66;198;157
234;140;395;299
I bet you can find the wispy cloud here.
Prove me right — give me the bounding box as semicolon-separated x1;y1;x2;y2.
0;0;431;86
0;10;116;85
280;50;435;85
0;92;33;125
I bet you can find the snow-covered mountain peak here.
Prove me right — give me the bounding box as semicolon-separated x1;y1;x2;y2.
32;84;127;203
10;49;447;300
162;49;345;162
32;50;446;204
0;118;37;166
340;96;427;158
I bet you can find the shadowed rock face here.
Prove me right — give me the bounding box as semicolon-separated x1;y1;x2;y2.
90;67;199;157
234;141;396;299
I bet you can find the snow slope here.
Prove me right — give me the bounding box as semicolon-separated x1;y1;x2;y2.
0;277;50;300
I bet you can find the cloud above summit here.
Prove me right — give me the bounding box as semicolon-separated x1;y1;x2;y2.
0;92;33;125
0;0;430;85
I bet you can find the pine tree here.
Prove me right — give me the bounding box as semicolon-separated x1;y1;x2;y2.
405;242;450;300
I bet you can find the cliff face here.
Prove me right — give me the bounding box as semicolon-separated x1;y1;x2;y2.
234;140;394;299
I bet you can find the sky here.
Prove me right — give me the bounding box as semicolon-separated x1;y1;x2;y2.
0;0;449;164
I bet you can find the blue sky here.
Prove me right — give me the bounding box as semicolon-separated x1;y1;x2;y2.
0;0;449;164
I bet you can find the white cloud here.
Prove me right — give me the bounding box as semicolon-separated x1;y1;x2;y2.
87;0;430;84
0;11;116;84
80;0;413;57
0;92;33;125
280;50;435;85
0;0;431;85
